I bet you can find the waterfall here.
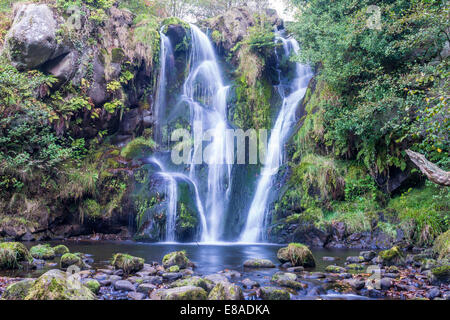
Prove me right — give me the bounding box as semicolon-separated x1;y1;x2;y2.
154;29;174;144
239;34;313;243
181;24;233;242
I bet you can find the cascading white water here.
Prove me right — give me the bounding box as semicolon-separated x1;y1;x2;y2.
239;34;313;243
181;24;233;242
154;29;174;143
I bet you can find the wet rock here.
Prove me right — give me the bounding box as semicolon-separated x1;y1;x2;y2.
53;245;69;256
220;269;241;279
241;278;259;289
286;266;305;273
114;280;135;292
360;251;377;261
303;272;326;279
325;265;346;273
137;283;157;294
308;286;326;296
151;286;207;300
204;274;229;284
142;276;163;285
170;276;209;291
243;259;275;268
271;272;305;289
83;279;100;295
344;279;365;290
111;253;144;275
426;288;441;300
346;256;365;263
94;273;108;281
25;269;95;300
108;275;123;285
277;243;315;267
378;246;403;266
60;253;86;269
97;268;114;275
429;265;450;285
128;291;145;300
345;264;365;271
281;262;293;268
2;279;34;300
162;251;192;269
208;281;244;300
162;272;183;281
259;287;290;300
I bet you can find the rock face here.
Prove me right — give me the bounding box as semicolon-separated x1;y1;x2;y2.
208;281;244;300
6;4;69;70
25;269;95;300
150;286;207;300
277;243;316;267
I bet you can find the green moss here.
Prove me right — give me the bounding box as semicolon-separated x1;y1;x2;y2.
30;244;55;260
325;265;346;273
379;246;402;261
168;265;180;273
111;253;144;274
433;230;450;260
162;251;191;269
120;137;156;159
259;287;290;300
431;265;450;278
84;279;100;295
0;242;32;262
53;245;70;256
60;253;83;269
161;17;190;32
170;276;209;291
2;279;35;300
0;247;19;270
277;243;316;267
111;48;125;64
346;263;365;271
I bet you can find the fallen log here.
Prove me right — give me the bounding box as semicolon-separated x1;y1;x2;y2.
405;149;450;186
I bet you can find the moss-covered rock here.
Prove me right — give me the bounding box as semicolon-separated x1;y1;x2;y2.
430;265;450;285
378;246;403;266
84;279;101;295
0;242;32;262
111;253;144;274
30;244;55;260
25;269;95;300
60;253;84;269
53;245;70;256
433;230;450;260
150;286;207;300
277;243;316;267
170;276;209;291
271;272;305;290
2;279;35;300
259;286;290;300
168;265;180;273
243;259;275;268
162;251;191;269
345;263;365;271
208;281;244;300
325;265;346;273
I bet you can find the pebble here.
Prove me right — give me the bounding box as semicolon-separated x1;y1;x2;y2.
114;280;135;292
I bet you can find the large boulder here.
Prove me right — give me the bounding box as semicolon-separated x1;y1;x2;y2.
162;251;192;269
2;279;35;300
150;286;207;300
30;244;55;260
208;281;244;300
378;246;403;266
277;243;316;267
6;4;69;70
60;253;86;269
111;253;145;274
25;269;95;300
0;242;32;268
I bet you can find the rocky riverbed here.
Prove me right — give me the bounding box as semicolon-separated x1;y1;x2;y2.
0;240;449;300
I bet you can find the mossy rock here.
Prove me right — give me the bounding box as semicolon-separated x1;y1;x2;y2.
243;259;275;268
53;245;70;256
170;276;209;291
325;265;346;273
259;286;290;300
0;242;32;262
151;286;207;300
433;230;450;260
271;272;305;290
30;244;55;260
430;265;450;285
111;253;145;274
277;243;316;267
84;279;101;295
162;251;191;269
2;279;35;300
60;253;84;269
25;269;95;300
168;265;180;273
208;281;244;300
345;263;365;271
0;247;20;270
378;246;403;266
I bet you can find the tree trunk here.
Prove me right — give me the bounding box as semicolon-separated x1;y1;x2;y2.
405;149;450;186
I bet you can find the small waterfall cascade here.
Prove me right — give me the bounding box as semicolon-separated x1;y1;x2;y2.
181;24;233;242
239;33;313;243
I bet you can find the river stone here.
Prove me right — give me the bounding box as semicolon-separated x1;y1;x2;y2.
360;251;377;261
272;272;305;290
241;278;259;289
277;243;316;267
243;259;275;268
170;276;209;291
344;278;365;290
137;283;157;294
162;251;192;269
150;286;207;300
60;253;84;269
25;269;95;300
114;280;135;292
325;265;346;273
128;291;145;300
204;274;229;284
83;279;100;294
109;275;123;283
2;279;35;300
162;272;183;281
286;266;304;273
259;287;290;300
346;256;365;264
142;276;163;285
220;269;241;279
208;281;244;300
111;253;144;274
6;4;68;70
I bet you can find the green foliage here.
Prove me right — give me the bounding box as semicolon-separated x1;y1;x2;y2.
245;18;276;56
133;13;161;67
121;137;156;159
